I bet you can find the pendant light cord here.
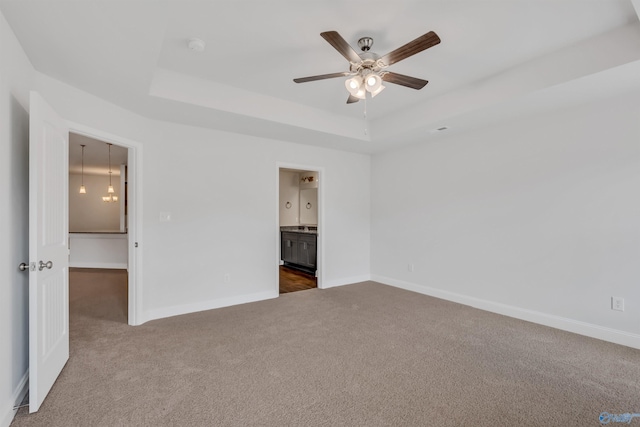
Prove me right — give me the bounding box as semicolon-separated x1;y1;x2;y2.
81;145;85;186
108;143;112;186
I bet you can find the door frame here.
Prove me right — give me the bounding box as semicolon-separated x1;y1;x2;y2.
67;121;144;325
276;162;324;291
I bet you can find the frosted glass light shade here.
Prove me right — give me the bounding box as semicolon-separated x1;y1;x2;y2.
79;185;86;194
108;185;115;194
345;76;365;99
365;74;383;93
370;84;386;98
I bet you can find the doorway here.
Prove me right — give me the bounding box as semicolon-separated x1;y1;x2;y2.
277;166;322;294
67;123;142;326
68;133;129;321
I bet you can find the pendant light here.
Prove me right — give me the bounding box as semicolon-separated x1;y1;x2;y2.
79;144;87;194
102;143;118;203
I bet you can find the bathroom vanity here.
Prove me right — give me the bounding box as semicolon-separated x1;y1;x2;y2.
281;226;317;274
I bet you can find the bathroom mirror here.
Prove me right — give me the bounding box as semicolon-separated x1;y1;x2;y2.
299;188;318;225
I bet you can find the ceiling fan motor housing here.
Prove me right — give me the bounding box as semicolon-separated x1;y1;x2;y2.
357;36;374;52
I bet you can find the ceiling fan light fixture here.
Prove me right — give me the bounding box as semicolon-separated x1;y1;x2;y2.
345;76;364;97
365;73;383;93
370;84;386;98
294;30;440;104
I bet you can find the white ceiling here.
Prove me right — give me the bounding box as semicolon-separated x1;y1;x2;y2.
2;0;640;153
69;133;128;176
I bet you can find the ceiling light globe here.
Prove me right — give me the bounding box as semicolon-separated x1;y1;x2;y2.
345;76;363;96
365;74;382;93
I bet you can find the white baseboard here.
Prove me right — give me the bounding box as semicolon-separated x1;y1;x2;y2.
69;262;127;269
1;370;28;427
321;275;371;289
372;275;640;350
143;290;279;323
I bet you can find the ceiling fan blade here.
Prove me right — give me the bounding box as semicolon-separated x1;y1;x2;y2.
293;71;350;83
346;94;360;104
320;31;362;64
381;72;429;89
378;31;441;67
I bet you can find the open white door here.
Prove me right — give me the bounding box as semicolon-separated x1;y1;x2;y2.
28;91;69;413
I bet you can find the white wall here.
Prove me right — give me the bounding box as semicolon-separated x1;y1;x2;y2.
371;92;640;347
69;173;121;232
31;71;371;322
279;170;299;226
69;233;128;269
0;9;33;427
1;8;370;422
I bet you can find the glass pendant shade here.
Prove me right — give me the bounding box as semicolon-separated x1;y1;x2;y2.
102;143;118;203
79;185;86;194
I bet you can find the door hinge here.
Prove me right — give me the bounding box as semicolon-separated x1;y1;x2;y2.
135;242;138;248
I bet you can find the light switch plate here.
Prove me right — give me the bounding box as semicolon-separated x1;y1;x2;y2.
612;296;624;312
159;212;172;222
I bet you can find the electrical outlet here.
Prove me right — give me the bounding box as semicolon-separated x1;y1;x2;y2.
159;212;172;222
612;297;624;312
408;264;414;272
224;273;230;284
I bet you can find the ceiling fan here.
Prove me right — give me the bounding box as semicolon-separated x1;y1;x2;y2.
294;30;441;104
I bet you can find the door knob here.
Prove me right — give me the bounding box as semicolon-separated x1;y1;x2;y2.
19;263;29;271
38;260;53;271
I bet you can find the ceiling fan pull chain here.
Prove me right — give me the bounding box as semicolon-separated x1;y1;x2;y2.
363;96;368;136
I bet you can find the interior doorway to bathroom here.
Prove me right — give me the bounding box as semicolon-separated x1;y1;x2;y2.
278;167;319;294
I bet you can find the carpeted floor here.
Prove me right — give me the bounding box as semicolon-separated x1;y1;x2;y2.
11;270;640;426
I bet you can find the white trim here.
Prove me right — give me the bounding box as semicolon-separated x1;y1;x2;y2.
1;371;28;427
66;121;144;326
68;233;127;240
322;275;371;289
373;275;640;350
69;262;127;269
144;290;279;323
276;162;325;290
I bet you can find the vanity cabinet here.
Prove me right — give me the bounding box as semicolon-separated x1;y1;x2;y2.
281;231;317;273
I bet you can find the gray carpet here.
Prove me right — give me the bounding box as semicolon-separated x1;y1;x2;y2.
11;269;640;426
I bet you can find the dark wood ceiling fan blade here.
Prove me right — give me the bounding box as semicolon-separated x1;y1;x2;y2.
346;94;360;104
379;31;440;67
293;71;350;83
320;31;362;64
382;72;429;89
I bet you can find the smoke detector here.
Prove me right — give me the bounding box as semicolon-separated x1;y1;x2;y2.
188;38;205;52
